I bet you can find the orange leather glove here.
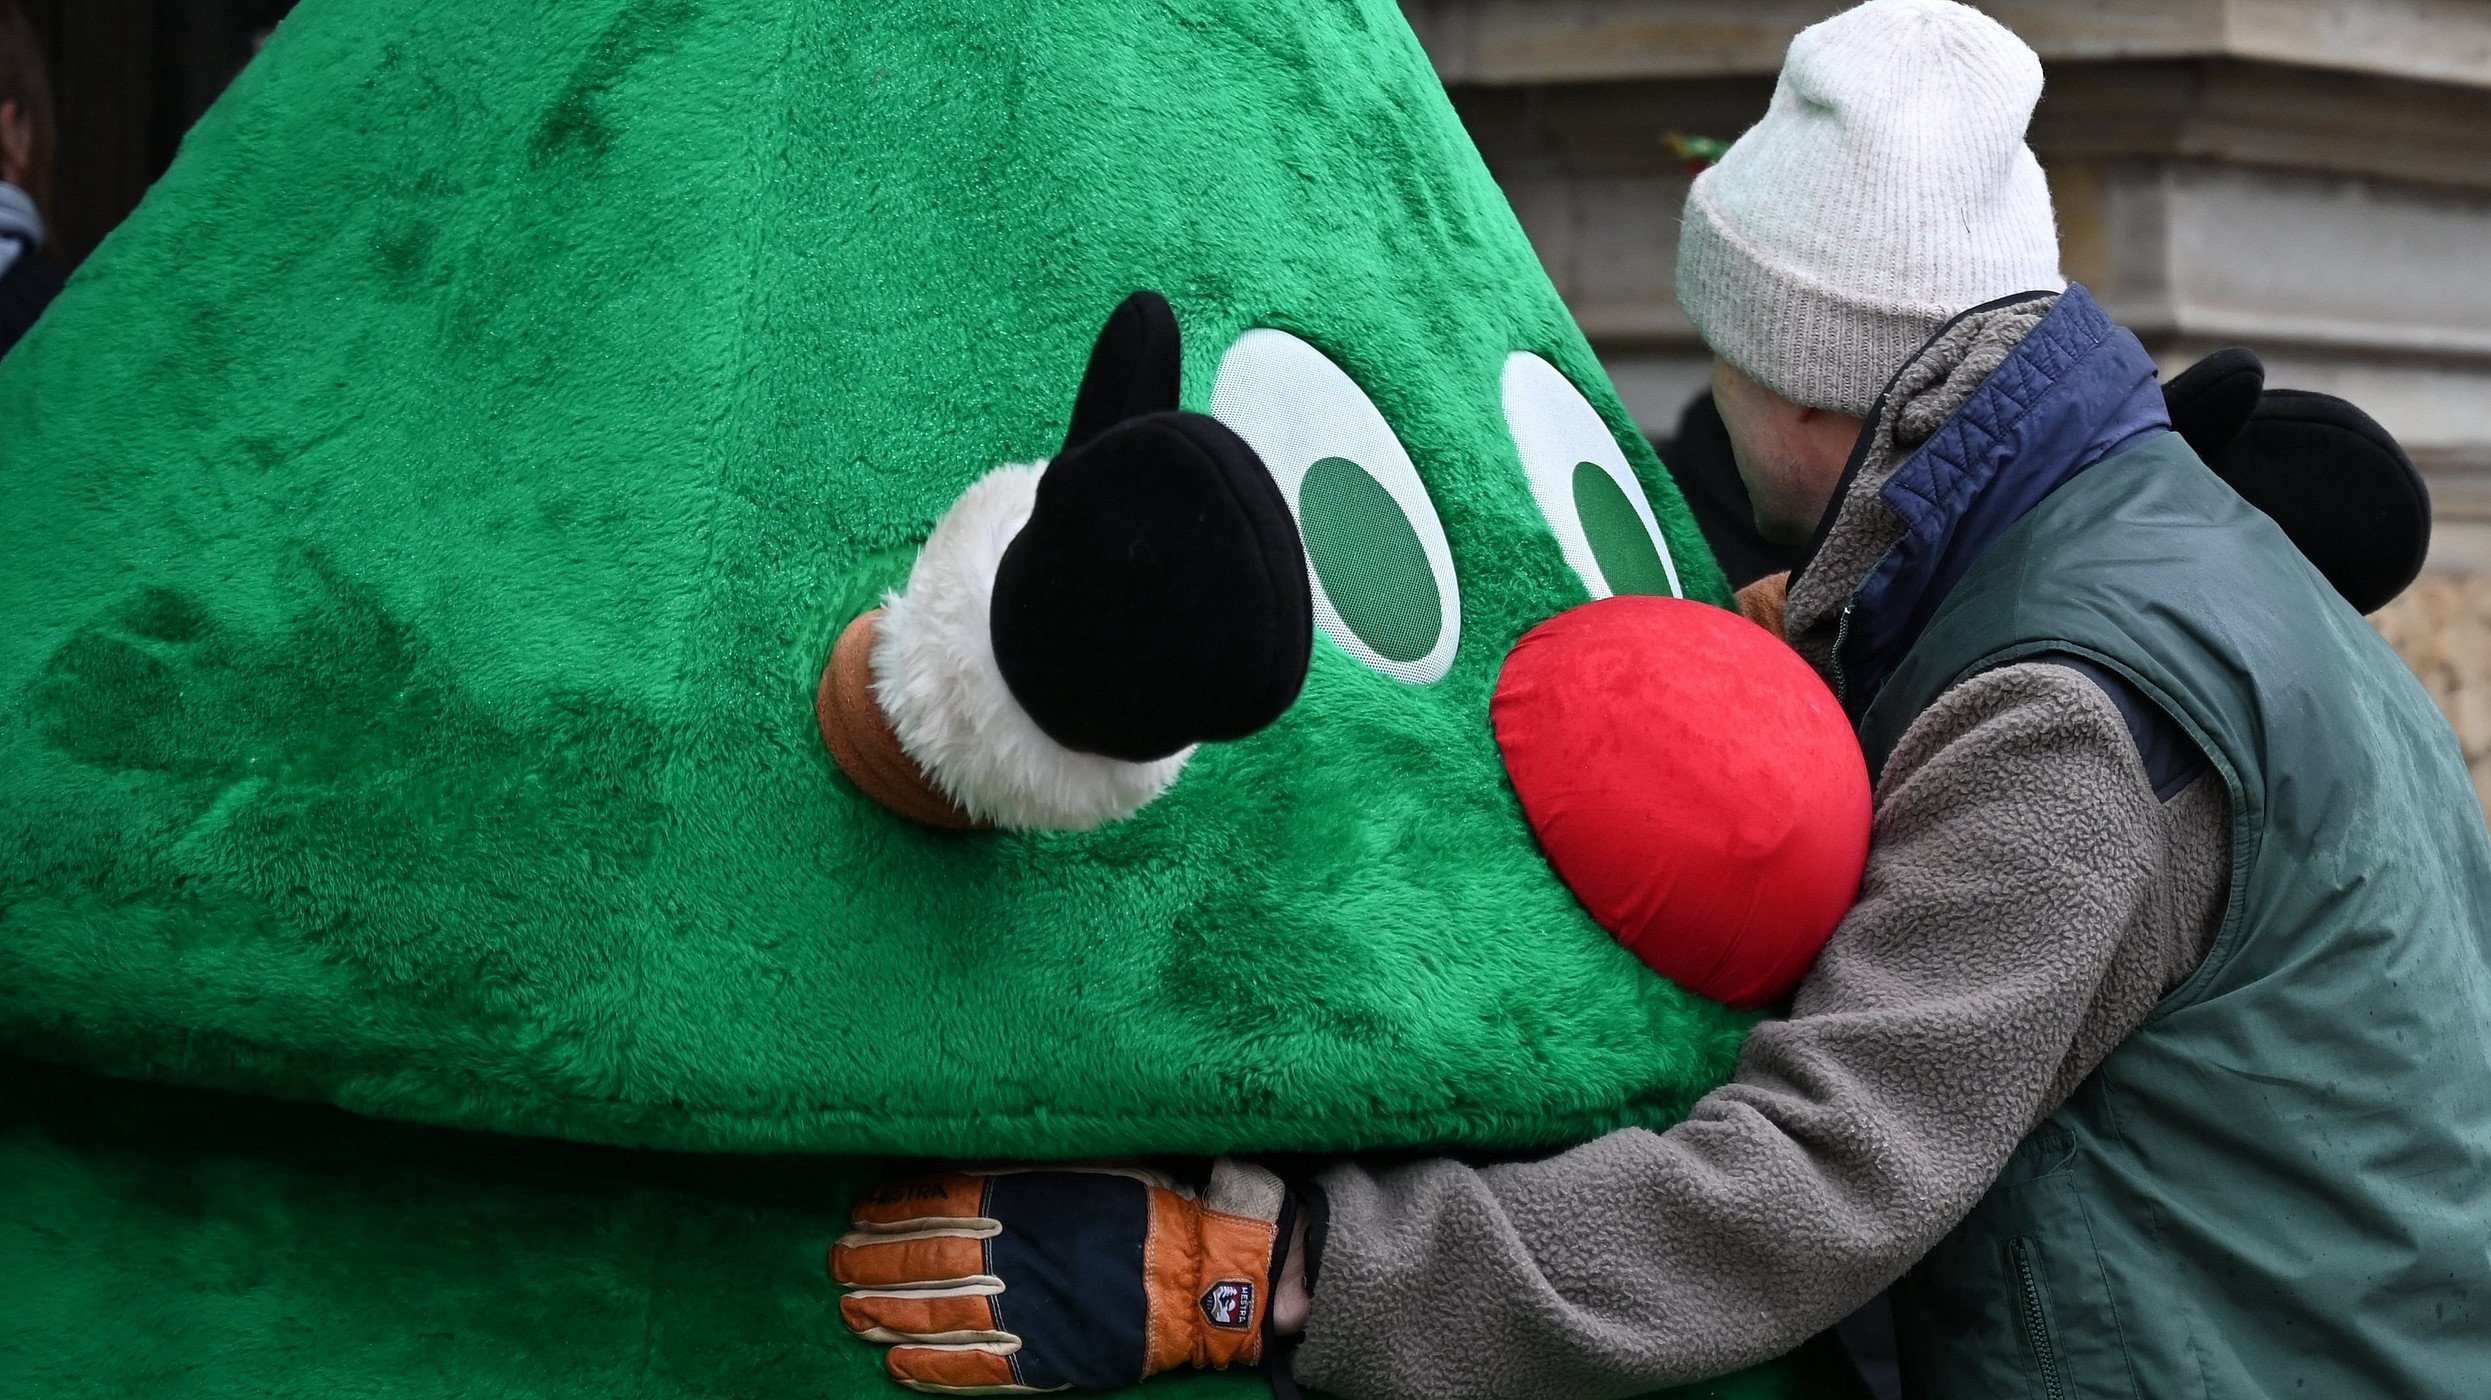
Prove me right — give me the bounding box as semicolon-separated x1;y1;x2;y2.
832;1161;1298;1393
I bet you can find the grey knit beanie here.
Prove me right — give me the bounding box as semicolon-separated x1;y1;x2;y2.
1676;0;2063;416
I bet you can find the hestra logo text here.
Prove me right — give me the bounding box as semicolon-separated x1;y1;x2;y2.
1199;1280;1255;1330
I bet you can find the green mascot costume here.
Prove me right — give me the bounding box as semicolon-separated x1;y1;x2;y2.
0;1;1877;1395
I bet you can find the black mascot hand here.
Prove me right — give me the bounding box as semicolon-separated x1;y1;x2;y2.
2165;347;2430;614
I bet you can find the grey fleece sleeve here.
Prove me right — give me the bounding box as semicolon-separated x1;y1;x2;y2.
1292;664;2214;1400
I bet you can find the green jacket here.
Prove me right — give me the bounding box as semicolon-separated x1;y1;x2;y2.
1874;434;2491;1397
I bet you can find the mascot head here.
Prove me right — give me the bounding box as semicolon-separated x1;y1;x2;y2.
0;0;1864;1164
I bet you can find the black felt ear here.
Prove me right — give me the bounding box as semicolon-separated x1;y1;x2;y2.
2162;347;2265;467
1062;290;1183;456
2213;389;2431;615
992;411;1312;762
993;289;1311;762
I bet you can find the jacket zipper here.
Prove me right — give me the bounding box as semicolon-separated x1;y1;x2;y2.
2010;1238;2066;1400
1830;600;1858;707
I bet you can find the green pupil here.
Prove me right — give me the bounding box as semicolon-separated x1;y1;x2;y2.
1297;456;1442;664
1571;461;1672;596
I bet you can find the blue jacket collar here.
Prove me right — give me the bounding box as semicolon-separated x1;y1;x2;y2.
1835;284;2171;713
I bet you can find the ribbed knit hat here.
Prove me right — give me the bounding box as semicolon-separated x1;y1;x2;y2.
1676;0;2063;416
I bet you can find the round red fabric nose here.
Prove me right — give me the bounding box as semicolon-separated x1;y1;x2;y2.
1493;595;1871;1009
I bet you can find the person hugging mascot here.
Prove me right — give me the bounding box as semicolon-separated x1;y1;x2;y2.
0;2;1879;1397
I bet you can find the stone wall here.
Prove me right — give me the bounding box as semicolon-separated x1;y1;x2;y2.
2374;577;2491;817
1408;0;2491;827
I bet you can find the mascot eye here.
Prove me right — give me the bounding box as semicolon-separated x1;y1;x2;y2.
1501;352;1681;600
1211;329;1462;684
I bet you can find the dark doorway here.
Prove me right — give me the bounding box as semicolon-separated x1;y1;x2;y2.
16;0;298;267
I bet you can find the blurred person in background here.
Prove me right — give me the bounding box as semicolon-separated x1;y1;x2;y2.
0;0;57;356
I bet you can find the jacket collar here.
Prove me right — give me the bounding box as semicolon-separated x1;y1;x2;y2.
1816;284;2171;714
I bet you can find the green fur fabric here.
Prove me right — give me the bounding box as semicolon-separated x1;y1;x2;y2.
0;1060;1867;1400
0;1;1844;1395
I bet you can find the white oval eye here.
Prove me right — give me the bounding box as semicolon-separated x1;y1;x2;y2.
1502;352;1682;600
1211;329;1462;685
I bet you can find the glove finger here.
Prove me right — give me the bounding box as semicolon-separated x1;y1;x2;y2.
829;1230;995;1289
840;1286;1011;1345
851;1174;994;1232
886;1344;1041;1395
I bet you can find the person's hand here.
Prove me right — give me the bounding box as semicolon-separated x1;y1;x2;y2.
1272;1209;1312;1336
1736;571;1791;638
832;1160;1299;1393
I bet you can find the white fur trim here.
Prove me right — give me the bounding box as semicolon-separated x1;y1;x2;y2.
873;463;1192;830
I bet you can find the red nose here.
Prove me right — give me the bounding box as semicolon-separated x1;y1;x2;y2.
1492;595;1871;1009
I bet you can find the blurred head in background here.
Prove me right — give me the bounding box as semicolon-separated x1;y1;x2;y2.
0;2;52;222
0;1;58;351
